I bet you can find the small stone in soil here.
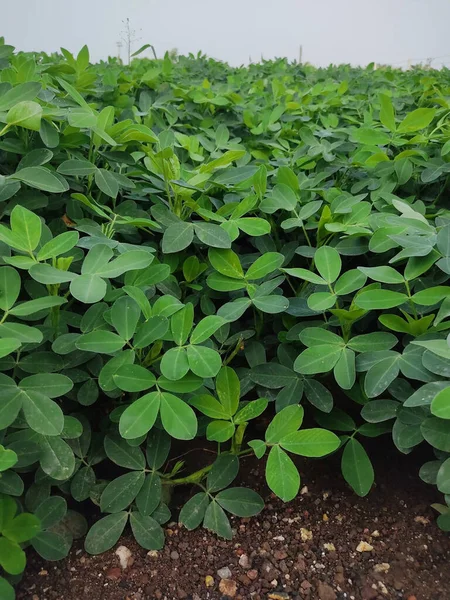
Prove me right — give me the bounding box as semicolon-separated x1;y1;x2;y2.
115;546;133;569
300;528;313;541
217;566;232;579
356;541;374;552
205;575;214;587
219;578;237;597
373;563;390;573
317;581;337;600
170;550;180;560
238;554;250;569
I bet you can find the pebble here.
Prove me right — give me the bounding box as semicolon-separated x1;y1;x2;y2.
238;554;250;569
373;563;390;573
317;581;337;600
247;569;258;580
323;543;336;552
205;575;214;587
356;541;374;552
300;528;313;541
217;566;232;579
268;593;291;600
147;550;158;558
170;550;180;560
219;578;237;597
115;546;133;569
106;567;122;581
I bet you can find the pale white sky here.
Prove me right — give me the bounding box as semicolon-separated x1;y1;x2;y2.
2;0;450;67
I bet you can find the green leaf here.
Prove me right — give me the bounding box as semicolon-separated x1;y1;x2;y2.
20;373;73;398
179;493;210;530
119;391;161;439
187;344;222;378
314;246;341;283
283;268;326;285
266;445;299;502
0;537;26;574
57;159;97;176
11;167;68;193
194;223;231;248
364;355;400;398
347;332;397;352
208;248;244;279
100;471;145;513
21;390;64;436
162;223;194;254
265;405;304;443
397;108;436;133
0;82;41;112
341;438;374;497
0;446;17;471
294;345;342;375
146;430;171;470
76;331;125;354
334;348;356;390
216;487;264;517
0;266;21;311
334;269;367;295
32;530;71;561
246;252;284;280
207;455;239;492
235;398;268;424
352;127;390;146
160;347;190;381
361;400;400;423
160;392;197;440
421;417;450;451
10;295;67;316
189;394;229;419
206;421;235;442
134;316;169;348
113;364;156;392
0;339;21;359
37;231;79;261
136;473;162;516
216;366;240;417
171;303;194;346
104;434;145;470
203;501;232;539
355;289;408;310
130;512;164;550
0;576;15;600
10;205;41;251
358;266;404;284
190;315;227;344
94;168;119;199
70;274;107;304
38;436;75;480
34;496;66;530
6;100;42;131
431;387;450;419
280;428;340;457
84;512;128;554
379;93;396;131
110;296;140;340
70;466;96;501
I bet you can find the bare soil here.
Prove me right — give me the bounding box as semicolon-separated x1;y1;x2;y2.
17;447;450;600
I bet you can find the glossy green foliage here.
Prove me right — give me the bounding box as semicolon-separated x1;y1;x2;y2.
0;40;450;595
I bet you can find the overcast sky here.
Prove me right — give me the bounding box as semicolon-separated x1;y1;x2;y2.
2;0;450;68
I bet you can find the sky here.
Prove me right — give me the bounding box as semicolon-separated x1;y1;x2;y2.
2;0;450;68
